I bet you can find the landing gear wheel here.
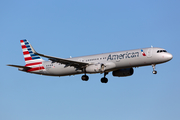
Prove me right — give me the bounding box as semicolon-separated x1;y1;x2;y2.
101;77;108;83
152;70;157;74
152;64;157;74
81;75;89;81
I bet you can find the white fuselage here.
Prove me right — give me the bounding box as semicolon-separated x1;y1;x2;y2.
35;47;172;76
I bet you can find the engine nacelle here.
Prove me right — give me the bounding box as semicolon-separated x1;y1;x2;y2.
86;64;105;73
112;68;134;77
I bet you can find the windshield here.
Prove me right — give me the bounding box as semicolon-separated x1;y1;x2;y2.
157;50;167;53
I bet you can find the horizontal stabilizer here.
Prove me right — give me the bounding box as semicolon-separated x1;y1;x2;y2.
7;64;31;71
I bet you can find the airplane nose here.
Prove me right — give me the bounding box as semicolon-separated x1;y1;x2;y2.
166;53;173;61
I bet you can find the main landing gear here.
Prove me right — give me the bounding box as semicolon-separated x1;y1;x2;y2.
81;74;89;81
152;64;157;74
81;72;109;83
81;68;89;81
101;72;108;83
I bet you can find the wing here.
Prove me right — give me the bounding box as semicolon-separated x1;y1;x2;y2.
30;44;89;69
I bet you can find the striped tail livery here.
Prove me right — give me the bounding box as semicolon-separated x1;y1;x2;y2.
20;39;45;72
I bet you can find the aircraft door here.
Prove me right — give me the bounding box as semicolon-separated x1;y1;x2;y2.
147;48;153;58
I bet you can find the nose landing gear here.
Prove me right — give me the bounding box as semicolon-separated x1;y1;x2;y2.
152;64;157;74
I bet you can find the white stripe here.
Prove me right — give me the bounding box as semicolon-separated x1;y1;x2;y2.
21;42;25;45
25;59;44;64
27;64;43;68
24;54;31;58
22;48;28;52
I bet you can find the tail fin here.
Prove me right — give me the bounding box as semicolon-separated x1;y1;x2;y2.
20;39;44;70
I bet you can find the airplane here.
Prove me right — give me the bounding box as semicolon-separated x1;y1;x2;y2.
7;39;173;83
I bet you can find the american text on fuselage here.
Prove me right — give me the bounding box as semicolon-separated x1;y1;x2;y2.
107;51;139;61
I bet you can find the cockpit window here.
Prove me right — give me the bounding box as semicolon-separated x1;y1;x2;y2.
157;50;167;53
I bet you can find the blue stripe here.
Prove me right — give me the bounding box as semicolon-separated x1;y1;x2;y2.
28;51;33;54
25;42;29;45
23;39;27;42
32;57;41;59
26;45;30;48
27;48;32;51
31;54;39;57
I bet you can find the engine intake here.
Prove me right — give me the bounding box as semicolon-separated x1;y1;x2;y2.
112;68;134;77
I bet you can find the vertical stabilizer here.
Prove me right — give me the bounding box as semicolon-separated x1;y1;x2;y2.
20;39;45;72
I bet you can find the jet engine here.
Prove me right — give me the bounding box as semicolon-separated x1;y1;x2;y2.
86;63;105;73
112;68;134;77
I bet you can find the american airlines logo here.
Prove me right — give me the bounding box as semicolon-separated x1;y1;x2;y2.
107;52;139;61
141;49;146;56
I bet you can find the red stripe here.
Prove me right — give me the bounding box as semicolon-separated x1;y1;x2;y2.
27;66;45;72
20;40;24;43
21;45;27;49
23;51;29;55
25;57;32;61
25;62;42;67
